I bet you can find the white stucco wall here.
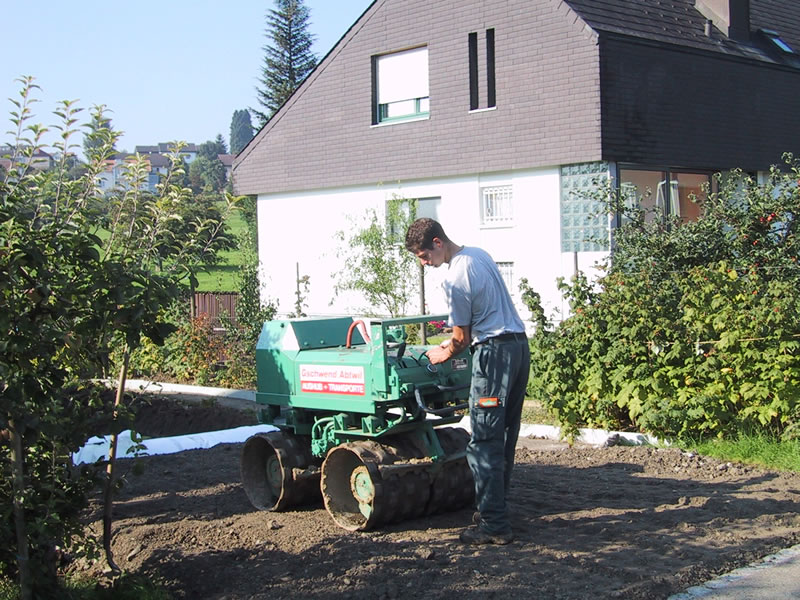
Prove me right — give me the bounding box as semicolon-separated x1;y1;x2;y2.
256;166;609;325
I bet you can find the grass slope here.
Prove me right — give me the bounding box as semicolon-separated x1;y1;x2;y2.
195;209;247;292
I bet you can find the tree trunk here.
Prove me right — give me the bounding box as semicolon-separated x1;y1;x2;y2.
102;348;129;573
9;419;32;600
190;277;197;320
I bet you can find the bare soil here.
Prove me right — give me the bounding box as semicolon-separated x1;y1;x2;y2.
76;396;800;599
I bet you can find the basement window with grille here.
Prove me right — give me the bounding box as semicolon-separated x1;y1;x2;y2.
480;185;513;226
372;47;430;125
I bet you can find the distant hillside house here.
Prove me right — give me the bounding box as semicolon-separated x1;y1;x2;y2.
218;154;234;182
233;0;800;322
0;145;55;173
135;143;199;164
98;143;198;193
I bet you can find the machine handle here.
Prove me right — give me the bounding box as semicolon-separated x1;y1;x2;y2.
436;383;470;393
414;388;469;417
346;319;371;348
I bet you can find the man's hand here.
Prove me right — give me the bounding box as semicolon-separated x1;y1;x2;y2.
425;325;470;365
426;339;452;365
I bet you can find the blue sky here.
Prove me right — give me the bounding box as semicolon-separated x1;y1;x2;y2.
1;1;373;153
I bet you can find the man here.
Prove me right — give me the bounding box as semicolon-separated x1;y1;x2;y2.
404;218;530;545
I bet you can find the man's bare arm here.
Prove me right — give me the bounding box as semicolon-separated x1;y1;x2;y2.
426;325;471;365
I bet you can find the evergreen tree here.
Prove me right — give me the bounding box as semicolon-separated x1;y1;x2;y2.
83;111;114;158
230;109;254;155
254;0;317;126
214;133;228;155
198;137;227;161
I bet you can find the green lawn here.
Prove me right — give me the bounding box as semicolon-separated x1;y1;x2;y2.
195;208;248;292
684;433;800;472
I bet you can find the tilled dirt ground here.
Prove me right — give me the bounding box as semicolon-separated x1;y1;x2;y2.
76;397;800;600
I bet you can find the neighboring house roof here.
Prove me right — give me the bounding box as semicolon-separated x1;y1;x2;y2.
110;151;172;168
135;143;198;155
148;153;171;168
159;142;197;153
218;154;233;167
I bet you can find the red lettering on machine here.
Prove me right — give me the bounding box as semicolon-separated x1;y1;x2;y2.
299;365;366;396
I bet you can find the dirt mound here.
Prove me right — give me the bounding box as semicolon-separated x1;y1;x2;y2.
75;399;800;600
132;395;258;437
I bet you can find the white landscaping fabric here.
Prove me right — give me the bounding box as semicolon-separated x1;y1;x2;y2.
74;381;660;467
72;424;277;465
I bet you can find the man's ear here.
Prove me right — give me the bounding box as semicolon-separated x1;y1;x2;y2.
432;237;443;248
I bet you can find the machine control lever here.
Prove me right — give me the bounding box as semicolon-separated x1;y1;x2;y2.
414;388;469;417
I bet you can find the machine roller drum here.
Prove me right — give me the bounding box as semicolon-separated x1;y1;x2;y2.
240;431;321;511
320;427;473;531
426;427;474;514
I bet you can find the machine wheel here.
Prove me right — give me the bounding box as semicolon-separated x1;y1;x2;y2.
240;431;321;511
320;427;473;531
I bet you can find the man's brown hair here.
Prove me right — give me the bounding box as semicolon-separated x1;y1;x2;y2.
405;218;449;252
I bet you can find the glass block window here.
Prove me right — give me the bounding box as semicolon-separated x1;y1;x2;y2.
496;262;514;295
480;185;513;226
560;162;611;252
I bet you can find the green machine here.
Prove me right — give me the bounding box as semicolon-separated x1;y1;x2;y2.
240;315;474;531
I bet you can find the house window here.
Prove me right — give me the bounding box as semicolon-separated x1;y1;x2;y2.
372;47;429;125
386;196;441;242
480;185;513;226
618;168;710;223
469;29;496;111
560;162;611;252
496;262;514;295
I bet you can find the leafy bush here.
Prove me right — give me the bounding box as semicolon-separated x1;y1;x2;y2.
527;160;800;443
127;235;278;390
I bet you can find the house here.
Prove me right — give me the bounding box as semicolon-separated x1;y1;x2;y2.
98;144;196;193
232;0;800;322
135;143;199;165
218;154;234;183
96;151;172;193
0;146;55;173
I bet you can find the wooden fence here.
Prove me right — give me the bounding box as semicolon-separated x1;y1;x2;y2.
194;292;238;328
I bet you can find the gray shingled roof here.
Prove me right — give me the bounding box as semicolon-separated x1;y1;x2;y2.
565;0;800;65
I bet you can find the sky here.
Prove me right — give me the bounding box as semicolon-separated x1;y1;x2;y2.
1;1;374;154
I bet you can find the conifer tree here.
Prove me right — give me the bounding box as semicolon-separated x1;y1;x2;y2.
229;109;254;155
254;0;317;126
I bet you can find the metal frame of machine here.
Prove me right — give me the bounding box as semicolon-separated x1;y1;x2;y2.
240;315;475;531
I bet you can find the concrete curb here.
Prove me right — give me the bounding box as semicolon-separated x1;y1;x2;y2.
667;543;800;599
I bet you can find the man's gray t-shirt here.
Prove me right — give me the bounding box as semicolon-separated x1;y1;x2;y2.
443;246;525;344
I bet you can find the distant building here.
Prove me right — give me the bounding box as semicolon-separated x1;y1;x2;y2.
0;145;55;173
99;143;198;192
218;154;234;183
135;143;199;165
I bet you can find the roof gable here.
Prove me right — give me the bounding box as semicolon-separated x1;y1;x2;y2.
233;0;604;194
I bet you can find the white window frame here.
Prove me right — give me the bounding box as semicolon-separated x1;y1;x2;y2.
374;47;430;124
480;184;513;226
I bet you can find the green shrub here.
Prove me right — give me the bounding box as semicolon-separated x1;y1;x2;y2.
527;159;800;443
